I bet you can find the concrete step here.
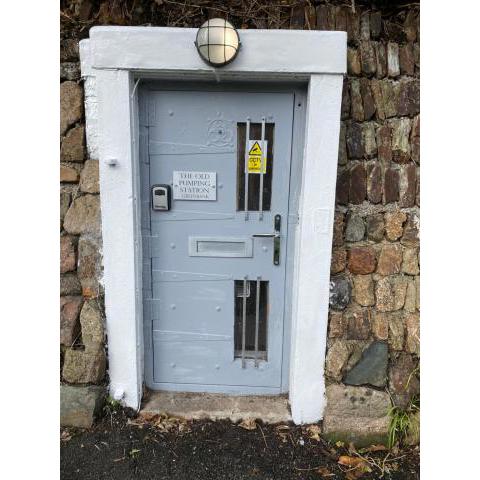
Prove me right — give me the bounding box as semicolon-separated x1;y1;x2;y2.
141;391;291;424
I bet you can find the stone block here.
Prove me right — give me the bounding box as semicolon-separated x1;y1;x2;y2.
353;275;375;307
344;341;388;387
316;5;335;30
329;276;352;311
363;122;377;158
61;385;106;428
411;115;420;164
346;9;360;44
289;5;304;29
80;300;104;351
60;62;81;81
333;212;345;247
60;165;79;183
381;80;399;118
331;248;347;274
370;12;382;39
345;214;365;243
78;235;103;298
61;273;82;296
346;122;364;159
377;244;403;275
348;247;376;274
60;191;71;227
360;41;376;76
384;167;399;204
387;42;400;78
401;213;420;247
64;195;101;235
60;81;83;135
62;346;106;384
61;125;85;162
405;313;420;355
360;12;370;41
341;79;351;120
60;296;83;346
360;79;376;120
399;44;415;76
388;313;405;350
366;214;384;242
399;164;417;208
385;210;407;241
397;79;420;117
389;353;419;409
349;164;366;204
329;311;347;338
335;6;348;32
376;125;392;164
392;276;408;310
338;123;347;166
336;168;349;205
390;118;411;164
372;311;388;340
325;340;351;381
367;163;382;204
404;279;417;313
346;309;370;340
80;160;100;194
60;38;79;62
374;42;387;79
347;48;362;76
370;79;385;119
350;79;364;121
402;247;419;275
415;276;420;311
323;385;391;447
376;277;394;312
404;10;418;43
60;235;77;274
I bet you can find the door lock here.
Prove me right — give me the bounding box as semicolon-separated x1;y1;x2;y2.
151;184;171;211
252;214;281;265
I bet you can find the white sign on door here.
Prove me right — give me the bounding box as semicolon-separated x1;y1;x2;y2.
173;171;217;201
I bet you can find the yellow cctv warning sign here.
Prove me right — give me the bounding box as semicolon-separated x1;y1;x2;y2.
247;140;268;174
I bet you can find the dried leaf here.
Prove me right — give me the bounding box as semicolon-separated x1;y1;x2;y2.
338;456;372;480
306;424;322;441
335;440;345;448
316;466;335;477
239;418;257;430
61;430;72;442
338;456;365;468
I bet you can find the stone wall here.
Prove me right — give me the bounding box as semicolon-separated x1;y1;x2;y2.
60;0;419;438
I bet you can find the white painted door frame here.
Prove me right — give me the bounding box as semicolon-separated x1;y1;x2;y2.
80;26;346;424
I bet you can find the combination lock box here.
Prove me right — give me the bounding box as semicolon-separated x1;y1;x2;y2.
151;184;172;211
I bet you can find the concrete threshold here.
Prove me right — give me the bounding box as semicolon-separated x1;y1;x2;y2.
141;391;292;424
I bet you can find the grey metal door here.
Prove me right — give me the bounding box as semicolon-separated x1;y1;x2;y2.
141;85;295;394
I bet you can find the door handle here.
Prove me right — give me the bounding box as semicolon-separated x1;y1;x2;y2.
252;214;281;265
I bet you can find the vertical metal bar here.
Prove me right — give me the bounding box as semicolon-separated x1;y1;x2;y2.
258;117;266;220
244;118;250;220
254;276;261;367
241;276;248;369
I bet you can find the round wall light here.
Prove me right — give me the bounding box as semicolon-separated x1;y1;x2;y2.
195;18;240;67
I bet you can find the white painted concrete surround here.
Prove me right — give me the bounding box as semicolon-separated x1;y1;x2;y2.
80;26;346;424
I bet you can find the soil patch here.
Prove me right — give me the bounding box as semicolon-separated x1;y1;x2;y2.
61;410;419;480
